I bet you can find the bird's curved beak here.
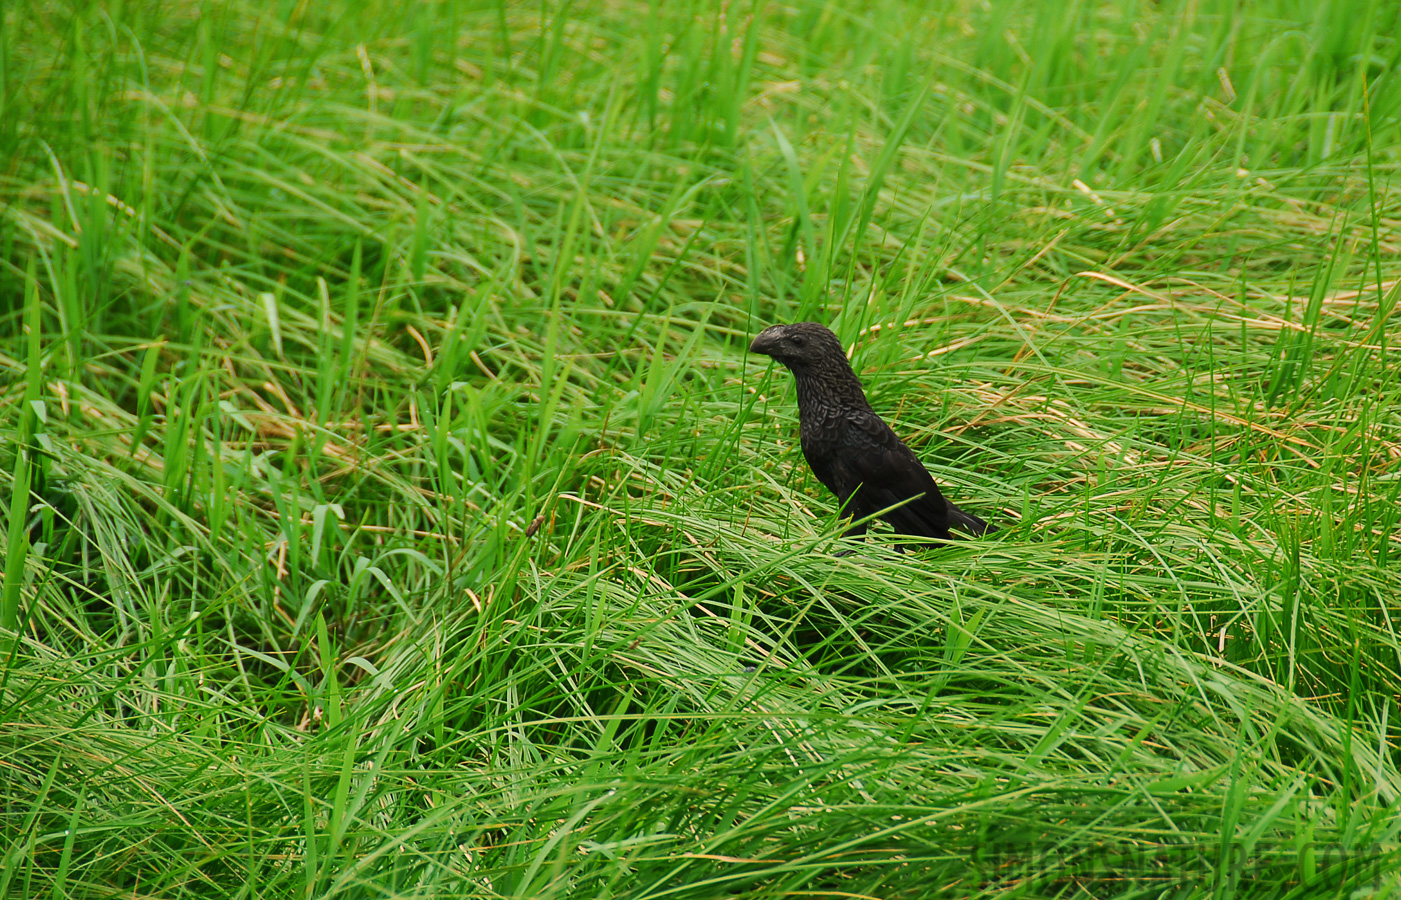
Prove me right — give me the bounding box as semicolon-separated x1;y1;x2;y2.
749;327;782;356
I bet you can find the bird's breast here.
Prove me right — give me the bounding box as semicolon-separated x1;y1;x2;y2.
797;404;844;450
797;406;848;490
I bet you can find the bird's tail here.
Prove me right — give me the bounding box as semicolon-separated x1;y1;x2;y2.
946;501;995;536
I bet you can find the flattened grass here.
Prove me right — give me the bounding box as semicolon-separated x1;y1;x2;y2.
2;1;1400;897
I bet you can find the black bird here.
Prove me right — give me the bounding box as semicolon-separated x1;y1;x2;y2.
750;322;993;543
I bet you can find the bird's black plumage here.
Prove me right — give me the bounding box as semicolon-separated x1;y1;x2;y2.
750;322;993;542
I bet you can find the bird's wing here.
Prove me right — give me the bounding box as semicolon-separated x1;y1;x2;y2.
835;409;953;539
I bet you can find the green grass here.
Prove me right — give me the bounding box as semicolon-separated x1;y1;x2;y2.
3;0;1401;897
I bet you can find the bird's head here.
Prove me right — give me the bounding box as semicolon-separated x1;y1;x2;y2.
749;322;849;374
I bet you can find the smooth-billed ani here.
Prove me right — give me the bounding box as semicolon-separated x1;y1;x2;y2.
750;322;994;543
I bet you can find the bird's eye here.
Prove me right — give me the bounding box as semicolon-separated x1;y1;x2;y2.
790;335;806;347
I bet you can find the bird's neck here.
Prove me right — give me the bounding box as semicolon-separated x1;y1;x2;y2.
792;361;871;417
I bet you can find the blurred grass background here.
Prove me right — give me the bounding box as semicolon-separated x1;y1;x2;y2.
2;0;1400;897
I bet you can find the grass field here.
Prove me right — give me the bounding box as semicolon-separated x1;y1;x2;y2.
3;0;1401;897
